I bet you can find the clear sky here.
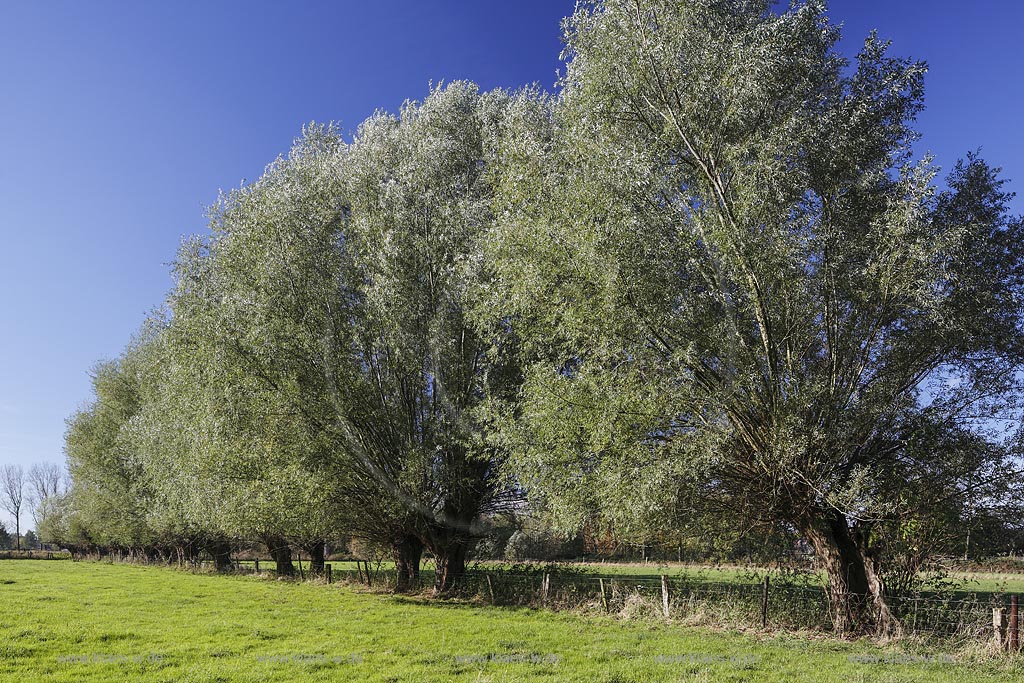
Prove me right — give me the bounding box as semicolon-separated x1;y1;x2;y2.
1;0;1022;502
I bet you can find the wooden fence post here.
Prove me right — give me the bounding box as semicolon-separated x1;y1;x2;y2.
994;607;1008;650
486;574;495;604
599;578;609;613
1011;595;1019;652
325;563;332;584
254;559;259;574
761;575;770;629
661;575;670;618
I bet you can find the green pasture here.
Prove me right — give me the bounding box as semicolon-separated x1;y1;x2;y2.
1;560;1021;682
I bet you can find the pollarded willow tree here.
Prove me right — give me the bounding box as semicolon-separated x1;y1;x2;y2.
187;83;521;592
339;84;524;591
488;0;1024;634
63;338;160;556
130;300;344;575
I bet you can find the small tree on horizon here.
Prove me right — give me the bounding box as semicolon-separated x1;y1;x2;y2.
0;464;25;551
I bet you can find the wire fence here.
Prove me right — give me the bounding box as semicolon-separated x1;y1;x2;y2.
321;564;1012;643
37;552;1019;645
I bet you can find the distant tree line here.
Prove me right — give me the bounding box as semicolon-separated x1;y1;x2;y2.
44;1;1024;635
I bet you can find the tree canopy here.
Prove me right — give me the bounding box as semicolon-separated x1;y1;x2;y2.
487;0;1024;633
53;0;1024;633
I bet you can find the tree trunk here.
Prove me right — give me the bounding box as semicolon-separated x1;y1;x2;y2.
207;540;233;572
184;541;201;567
855;526;901;639
801;513;900;637
432;541;468;595
306;540;325;576
266;538;295;577
393;535;424;592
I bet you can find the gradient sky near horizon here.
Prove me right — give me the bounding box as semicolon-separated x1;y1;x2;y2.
1;1;1022;523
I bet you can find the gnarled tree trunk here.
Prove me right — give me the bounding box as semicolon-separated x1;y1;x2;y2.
265;537;295;577
800;513;900;637
306;540;325;576
207;540;233;572
431;539;468;595
393;535;424;592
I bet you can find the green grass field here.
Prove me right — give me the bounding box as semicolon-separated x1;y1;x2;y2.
230;557;1024;595
1;560;1022;682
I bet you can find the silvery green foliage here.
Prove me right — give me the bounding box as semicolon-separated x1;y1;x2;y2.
490;0;1024;559
162;83;520;562
157;126;349;548
339;83;519;543
63;334;161;549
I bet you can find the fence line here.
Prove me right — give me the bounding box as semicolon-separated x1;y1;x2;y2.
320;565;1015;642
29;551;1021;646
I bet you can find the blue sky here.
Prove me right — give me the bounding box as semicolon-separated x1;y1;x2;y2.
0;1;1022;512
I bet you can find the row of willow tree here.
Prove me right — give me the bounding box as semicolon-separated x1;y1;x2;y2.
53;1;1024;635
